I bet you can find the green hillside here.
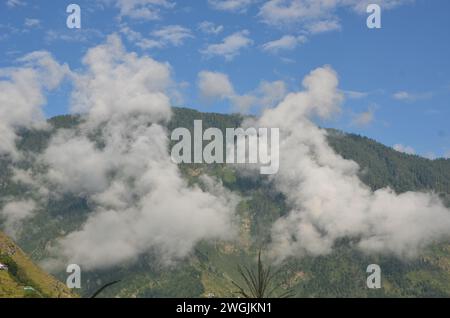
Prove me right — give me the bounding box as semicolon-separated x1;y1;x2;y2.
1;107;450;298
0;231;76;298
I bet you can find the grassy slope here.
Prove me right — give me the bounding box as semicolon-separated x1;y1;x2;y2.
0;231;76;298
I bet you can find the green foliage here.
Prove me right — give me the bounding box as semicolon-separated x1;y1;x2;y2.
326;129;450;194
233;251;294;298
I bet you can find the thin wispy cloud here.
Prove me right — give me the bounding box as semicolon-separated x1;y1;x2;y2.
258;0;411;34
105;0;175;20
343;90;370;99
200;30;253;60
24;18;40;28
261;35;307;54
306;18;341;34
152;25;194;46
6;0;25;8
45;29;104;43
121;24;193;49
198;21;224;35
208;0;254;12
393;90;434;102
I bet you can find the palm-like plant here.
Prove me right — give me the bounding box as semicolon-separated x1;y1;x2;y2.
232;251;294;298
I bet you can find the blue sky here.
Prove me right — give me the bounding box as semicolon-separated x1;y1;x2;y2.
0;0;449;158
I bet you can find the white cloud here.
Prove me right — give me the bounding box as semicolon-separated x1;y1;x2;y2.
343;90;369;99
45;29;104;43
240;65;450;262
200;30;253;61
208;0;254;12
306;18;341;34
151;25;194;46
258;0;411;32
346;0;413;13
120;24;193;49
34;35;239;271
24;18;40;28
198;70;287;112
352;108;375;127
1;200;36;239
70;34;172;124
0;51;69;159
261;35;307;54
198;71;235;101
6;0;25;8
393;144;416;155
256;80;288;109
393;90;433;102
259;0;338;26
107;0;175;20
198;21;224;35
42;133;113;195
425;152;437;160
393;91;410;100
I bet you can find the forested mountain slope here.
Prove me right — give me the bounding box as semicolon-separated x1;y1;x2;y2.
0;107;449;298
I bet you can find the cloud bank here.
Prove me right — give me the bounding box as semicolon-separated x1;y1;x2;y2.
1;35;239;271
244;65;450;261
2;32;448;273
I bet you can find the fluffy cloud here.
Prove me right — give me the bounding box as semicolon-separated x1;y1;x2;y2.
393;144;416;155
42;133;113;195
352;108;375;127
208;0;254;12
198;71;235;101
0;200;36;239
0;51;69;159
198;70;287;112
38;35;239;270
200;30;253;61
255;80;288;109
261;35;307;54
243;65;450;261
70;34;172;125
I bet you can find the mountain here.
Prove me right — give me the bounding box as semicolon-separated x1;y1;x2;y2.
1;107;450;298
0;231;76;298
